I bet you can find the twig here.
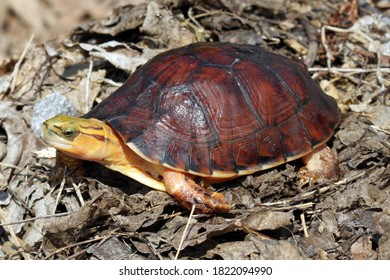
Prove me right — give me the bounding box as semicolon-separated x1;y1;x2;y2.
0;212;72;227
187;7;205;31
255;171;366;212
308;67;390;74
85;59;94;113
300;213;309;237
369;125;390;135
260;202;315;211
8;34;35;95
174;205;196;260
100;78;123;87
334;171;366;186
0;162;29;171
52;178;66;214
71;179;85;206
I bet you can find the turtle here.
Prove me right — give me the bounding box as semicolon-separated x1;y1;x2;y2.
42;42;341;213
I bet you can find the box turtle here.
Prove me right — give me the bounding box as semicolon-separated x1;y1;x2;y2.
42;42;340;213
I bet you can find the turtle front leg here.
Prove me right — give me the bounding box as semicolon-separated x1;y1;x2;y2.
298;144;340;184
50;151;86;184
163;170;231;213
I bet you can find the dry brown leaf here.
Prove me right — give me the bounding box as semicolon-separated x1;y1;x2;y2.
87;237;145;260
42;191;128;249
351;234;372;260
0;101;37;187
79;42;148;73
378;234;390;259
23;183;55;245
72;3;147;37
169;220;236;251
220;0;287;14
130;240;151;255
368;105;390;128
247;234;306;260
205;241;258;259
118;205;165;232
237;210;293;231
336;115;366;146
299;233;337;259
141;1;196;48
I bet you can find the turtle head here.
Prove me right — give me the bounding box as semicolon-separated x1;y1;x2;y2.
42;115;119;162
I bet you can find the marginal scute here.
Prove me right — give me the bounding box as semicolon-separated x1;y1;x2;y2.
211;142;236;172
279;114;312;158
256;127;284;165
234;136;259;167
84;42;340;177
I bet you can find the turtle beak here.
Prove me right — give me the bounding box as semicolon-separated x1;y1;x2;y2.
41;121;74;149
41;121;52;141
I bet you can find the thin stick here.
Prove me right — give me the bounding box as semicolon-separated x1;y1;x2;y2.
85;59;94;112
308;67;390;74
264;202;315;211
334;171;366;186
100;78;123;87
0;162;28;171
9;34;35;94
369;125;390;135
300;213;309;237
72;179;85;206
0;212;72;227
257;171;366;211
174;205;196;260
52;178;66;215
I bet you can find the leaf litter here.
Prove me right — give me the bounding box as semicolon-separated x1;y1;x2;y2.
0;0;389;260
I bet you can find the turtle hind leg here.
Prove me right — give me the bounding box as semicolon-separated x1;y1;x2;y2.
298;144;340;185
163;170;231;213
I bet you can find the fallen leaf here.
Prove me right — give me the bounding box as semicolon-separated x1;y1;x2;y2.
237;210;293;231
169;220;236;251
141;1;196;47
351;234;372;260
205;241;258;259
0;101;37;187
79;42;148;73
87;237;145;260
247;234;306;259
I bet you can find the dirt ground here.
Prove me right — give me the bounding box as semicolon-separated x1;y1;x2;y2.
0;0;389;260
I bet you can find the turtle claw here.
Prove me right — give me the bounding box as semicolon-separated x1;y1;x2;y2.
163;170;231;213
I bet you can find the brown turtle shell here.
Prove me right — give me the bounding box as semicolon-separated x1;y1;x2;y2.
84;42;340;177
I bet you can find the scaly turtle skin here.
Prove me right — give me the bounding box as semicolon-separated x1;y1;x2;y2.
42;42;340;213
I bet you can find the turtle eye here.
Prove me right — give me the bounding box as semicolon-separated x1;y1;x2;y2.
62;127;78;139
